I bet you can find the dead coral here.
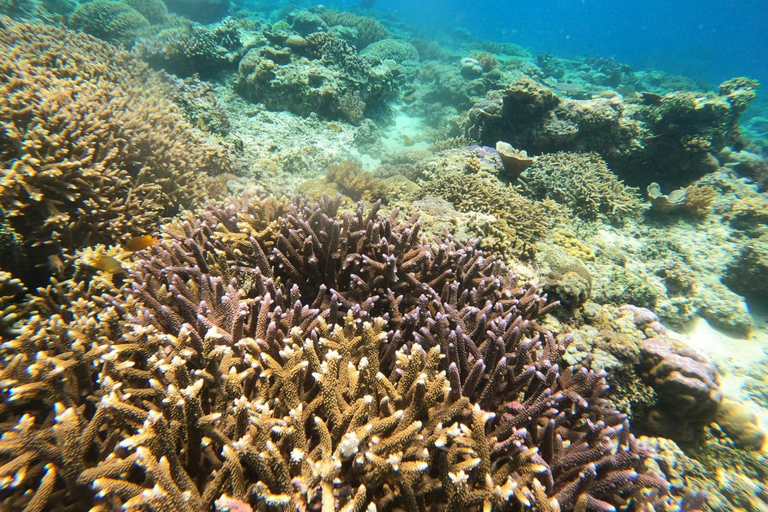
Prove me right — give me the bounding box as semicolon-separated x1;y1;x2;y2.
683;184;716;216
0;16;230;288
519;152;643;222
0;194;672;512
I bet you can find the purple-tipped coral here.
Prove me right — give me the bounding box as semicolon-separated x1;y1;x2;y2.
0;195;673;511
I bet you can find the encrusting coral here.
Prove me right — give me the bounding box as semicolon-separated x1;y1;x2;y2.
0;194;675;511
0;16;231;287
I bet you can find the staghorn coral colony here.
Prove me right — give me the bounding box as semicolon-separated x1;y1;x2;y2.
1;2;768;512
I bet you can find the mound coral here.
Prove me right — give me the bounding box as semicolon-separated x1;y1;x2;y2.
317;9;389;49
0;16;230;287
638;337;723;443
0;194;673;511
68;0;150;45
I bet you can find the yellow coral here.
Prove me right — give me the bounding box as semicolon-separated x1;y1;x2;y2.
551;230;596;261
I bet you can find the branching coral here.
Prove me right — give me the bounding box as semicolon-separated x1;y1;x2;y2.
518;152;643;222
326;160;388;202
424;170;556;260
0;16;231;288
0;194;673;511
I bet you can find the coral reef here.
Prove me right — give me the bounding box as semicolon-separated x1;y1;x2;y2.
467;75;756;189
518;152;643;222
136;18;243;77
0;16;230;288
236;30;402;123
0;194;673;511
163;0;229;24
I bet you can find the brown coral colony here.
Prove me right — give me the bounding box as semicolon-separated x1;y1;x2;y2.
0;195;672;511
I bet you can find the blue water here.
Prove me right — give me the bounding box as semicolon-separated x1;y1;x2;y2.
328;0;768;90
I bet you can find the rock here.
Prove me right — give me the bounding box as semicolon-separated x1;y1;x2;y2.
638;337;723;442
715;398;767;451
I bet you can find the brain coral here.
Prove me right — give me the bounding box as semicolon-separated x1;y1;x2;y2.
0;16;230;288
0;194;673;512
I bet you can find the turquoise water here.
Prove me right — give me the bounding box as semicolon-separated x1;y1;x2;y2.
329;0;768;88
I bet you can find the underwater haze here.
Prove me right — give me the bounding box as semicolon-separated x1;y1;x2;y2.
332;0;768;88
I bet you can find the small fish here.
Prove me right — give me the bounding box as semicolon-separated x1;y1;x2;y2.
48;254;65;276
402;88;418;103
124;235;158;252
93;253;125;274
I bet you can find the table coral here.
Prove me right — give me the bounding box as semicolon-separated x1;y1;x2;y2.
0;194;673;512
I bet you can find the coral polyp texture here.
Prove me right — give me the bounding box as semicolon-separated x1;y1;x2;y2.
0;195;673;511
0;16;230;287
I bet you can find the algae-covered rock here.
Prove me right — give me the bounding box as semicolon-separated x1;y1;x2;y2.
696;282;753;337
539;248;592;309
723;236;768;302
467;74;757;189
715;398;767;451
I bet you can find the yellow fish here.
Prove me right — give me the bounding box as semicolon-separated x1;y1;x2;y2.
124;235;158;252
93;253;125;274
